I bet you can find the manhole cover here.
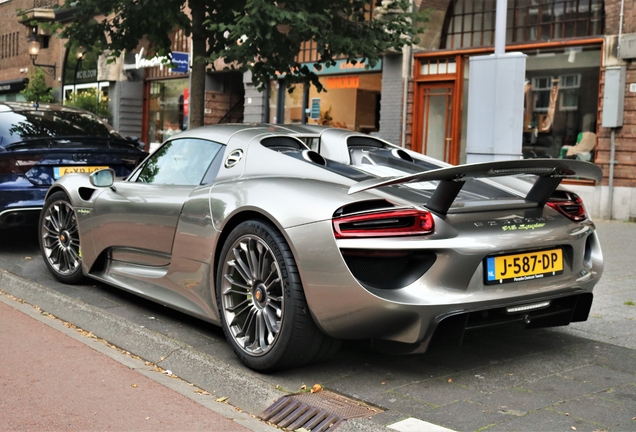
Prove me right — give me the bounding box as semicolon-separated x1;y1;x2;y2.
259;390;381;431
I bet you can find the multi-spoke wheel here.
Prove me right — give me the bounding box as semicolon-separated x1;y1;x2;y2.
39;191;84;284
221;232;283;356
216;220;338;371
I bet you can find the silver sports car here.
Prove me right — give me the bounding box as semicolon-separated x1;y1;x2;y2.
39;124;603;371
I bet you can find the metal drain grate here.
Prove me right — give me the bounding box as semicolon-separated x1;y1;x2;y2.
259;390;380;431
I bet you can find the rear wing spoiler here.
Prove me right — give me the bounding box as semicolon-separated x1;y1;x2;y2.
349;159;602;215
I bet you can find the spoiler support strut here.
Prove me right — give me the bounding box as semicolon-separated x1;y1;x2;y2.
349;159;603;216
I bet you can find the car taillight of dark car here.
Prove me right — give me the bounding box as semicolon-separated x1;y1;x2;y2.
0;154;42;175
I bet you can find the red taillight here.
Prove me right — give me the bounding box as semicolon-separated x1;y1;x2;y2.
333;209;435;239
0;155;42;175
547;193;587;222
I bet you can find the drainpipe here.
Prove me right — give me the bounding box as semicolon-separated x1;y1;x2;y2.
609;0;625;219
400;0;414;148
617;0;625;59
401;44;412;148
609;129;616;220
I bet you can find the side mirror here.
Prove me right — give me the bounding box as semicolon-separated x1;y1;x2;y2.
90;169;115;188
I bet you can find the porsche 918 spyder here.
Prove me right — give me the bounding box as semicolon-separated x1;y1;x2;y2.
38;124;603;371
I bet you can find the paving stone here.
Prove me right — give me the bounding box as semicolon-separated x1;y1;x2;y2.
554;395;633;430
519;374;616;403
471;386;563;414
487;408;604;432
420;400;518;432
560;364;636;389
366;389;438;414
379;378;480;408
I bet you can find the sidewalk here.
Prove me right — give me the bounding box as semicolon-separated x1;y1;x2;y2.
0;295;270;431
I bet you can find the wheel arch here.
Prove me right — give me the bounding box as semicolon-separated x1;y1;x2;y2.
45;185;68;201
213;210;295;284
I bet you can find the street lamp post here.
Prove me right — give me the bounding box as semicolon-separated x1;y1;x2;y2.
27;36;57;76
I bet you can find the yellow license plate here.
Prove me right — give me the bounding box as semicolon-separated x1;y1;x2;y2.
485;248;563;284
54;166;109;179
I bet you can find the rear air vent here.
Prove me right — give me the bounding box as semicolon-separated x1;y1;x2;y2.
302;150;326;166
260;137;306;152
341;249;436;290
391;148;414;162
346;136;385;149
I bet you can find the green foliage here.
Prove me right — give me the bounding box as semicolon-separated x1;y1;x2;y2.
212;0;426;90
64;88;112;121
56;0;426;124
21;67;54;104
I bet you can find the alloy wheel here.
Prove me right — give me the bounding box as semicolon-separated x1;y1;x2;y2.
221;234;284;356
41;200;81;276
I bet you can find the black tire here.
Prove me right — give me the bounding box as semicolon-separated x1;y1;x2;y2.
39;191;85;284
216;220;338;371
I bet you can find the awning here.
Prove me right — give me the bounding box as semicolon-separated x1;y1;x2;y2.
0;78;29;94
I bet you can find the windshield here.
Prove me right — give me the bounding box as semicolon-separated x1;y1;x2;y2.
0;107;124;147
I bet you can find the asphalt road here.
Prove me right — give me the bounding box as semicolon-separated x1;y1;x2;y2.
1;221;635;431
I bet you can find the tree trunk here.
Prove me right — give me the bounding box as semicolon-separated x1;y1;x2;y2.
188;0;206;128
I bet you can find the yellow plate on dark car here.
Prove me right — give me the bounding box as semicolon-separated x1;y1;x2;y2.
485;248;563;284
54;166;108;179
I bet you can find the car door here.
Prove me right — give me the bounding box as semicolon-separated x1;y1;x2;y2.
91;138;223;266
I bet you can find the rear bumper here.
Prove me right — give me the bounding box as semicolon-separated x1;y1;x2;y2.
0;187;47;227
370;291;594;354
286;217;603;347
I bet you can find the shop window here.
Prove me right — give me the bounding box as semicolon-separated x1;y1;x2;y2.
558;74;580;111
420;58;457;75
268;73;382;133
443;0;604;50
521;47;599;161
148;78;189;149
531;76;554;112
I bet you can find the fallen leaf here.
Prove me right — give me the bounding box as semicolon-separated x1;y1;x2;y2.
216;396;228;402
195;389;210;395
311;384;323;393
131;384;138;388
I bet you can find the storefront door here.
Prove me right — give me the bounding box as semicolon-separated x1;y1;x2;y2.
414;82;454;163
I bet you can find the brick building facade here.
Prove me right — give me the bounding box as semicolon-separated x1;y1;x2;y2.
0;0;63;100
389;0;636;221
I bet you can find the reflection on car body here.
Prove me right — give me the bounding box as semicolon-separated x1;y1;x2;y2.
38;124;603;371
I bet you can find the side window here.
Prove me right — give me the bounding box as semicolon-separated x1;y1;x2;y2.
136;138;223;185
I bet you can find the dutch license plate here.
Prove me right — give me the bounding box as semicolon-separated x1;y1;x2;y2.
54;166;108;179
485;248;563;284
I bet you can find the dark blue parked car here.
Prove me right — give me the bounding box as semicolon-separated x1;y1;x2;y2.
0;102;147;228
